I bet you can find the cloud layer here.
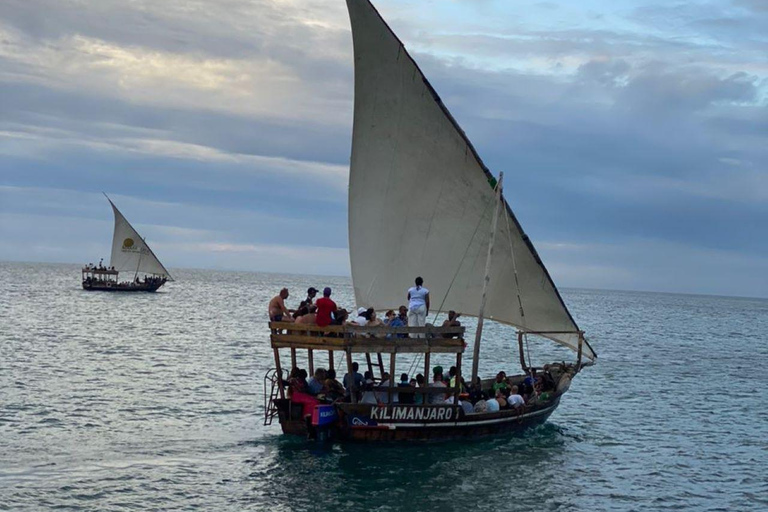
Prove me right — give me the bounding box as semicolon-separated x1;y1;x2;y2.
0;0;766;296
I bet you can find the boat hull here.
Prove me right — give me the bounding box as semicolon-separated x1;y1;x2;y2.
81;281;165;292
274;397;561;442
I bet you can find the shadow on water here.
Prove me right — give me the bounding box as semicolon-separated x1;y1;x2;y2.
240;423;574;511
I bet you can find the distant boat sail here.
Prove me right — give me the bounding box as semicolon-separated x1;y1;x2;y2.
264;0;596;443
81;195;173;292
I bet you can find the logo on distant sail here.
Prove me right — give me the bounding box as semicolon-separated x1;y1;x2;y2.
123;238;134;249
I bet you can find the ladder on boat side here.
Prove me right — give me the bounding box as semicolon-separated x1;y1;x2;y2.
263;368;283;426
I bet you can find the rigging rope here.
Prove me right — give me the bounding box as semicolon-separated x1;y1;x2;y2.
406;191;497;377
501;195;533;374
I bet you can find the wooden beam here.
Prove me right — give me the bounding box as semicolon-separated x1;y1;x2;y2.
290;347;297;370
377;353;385;380
454;352;462;402
389;353;396;405
346;349;357;404
328;350;334;371
308;349;314;375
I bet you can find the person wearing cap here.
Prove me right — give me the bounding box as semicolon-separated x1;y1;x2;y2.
352;307;370;325
315;287;337;327
299;287;318;310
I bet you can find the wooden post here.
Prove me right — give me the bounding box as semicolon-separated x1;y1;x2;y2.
273;348;285;399
377;353;385;380
471;172;503;384
454;353;462;403
346;349;357;404
328;350;334;371
365;353;374;379
308;349;314;375
424;352;431;382
389;353;396;404
290;348;297;370
517;331;527;371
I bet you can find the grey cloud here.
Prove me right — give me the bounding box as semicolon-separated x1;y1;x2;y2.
617;64;759;113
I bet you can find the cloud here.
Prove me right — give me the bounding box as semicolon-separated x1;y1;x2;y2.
0;0;766;297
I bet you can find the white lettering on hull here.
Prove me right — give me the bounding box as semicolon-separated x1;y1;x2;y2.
369;406;454;422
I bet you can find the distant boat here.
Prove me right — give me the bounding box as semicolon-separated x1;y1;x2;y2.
264;0;596;442
81;195;174;292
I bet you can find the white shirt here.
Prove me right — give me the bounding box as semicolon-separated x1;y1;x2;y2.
485;398;500;412
408;286;429;309
508;394;525;408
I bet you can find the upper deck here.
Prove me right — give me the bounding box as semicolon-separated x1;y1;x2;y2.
269;323;465;354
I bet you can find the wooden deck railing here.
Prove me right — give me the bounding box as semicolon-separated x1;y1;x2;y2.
269;322;465;354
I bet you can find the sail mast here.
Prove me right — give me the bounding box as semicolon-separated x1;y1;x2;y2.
471;172;504;384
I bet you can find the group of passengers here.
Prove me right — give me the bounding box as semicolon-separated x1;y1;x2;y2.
268;277;462;333
285;361;558;417
83;259;116;272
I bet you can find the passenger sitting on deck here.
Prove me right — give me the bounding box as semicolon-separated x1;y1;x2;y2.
429;367;447;404
520;368;538;398
292;305;309;320
485;393;501;412
294;305;318;325
307;368;326;395
397;305;408;325
288;367;320;417
343;362;364;399
367;309;384;327
323;369;345;401
539;365;556;392
299;287;318;310
492;371;510;393
351;307;370;325
414;374;425;405
507;385;526;408
361;372;378;404
398;373;415;404
495;388;508;409
442;311;461;337
268;288;293;322
287;367;307;397
376;372;395;403
447;366;460;389
383;310;396;325
315;287;337;328
332;308;349;326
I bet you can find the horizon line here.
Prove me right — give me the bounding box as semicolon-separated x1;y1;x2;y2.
1;258;766;302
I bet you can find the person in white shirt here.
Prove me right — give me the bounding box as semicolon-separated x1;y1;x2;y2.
407;276;430;338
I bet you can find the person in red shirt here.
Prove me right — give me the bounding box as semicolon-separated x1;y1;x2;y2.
315;287;338;327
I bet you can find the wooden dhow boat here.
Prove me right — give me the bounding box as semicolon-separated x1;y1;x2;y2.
82;195;173;292
264;0;596;442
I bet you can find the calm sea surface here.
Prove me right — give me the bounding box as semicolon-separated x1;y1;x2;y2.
1;262;767;511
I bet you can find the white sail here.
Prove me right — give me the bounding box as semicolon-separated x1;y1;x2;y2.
107;197;174;281
345;0;595;360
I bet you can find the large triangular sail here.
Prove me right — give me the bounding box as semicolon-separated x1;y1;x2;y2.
106;197;174;281
345;0;595;360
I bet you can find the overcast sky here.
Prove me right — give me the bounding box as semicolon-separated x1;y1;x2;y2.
0;0;766;298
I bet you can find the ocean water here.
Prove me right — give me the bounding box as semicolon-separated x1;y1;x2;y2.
1;261;767;511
